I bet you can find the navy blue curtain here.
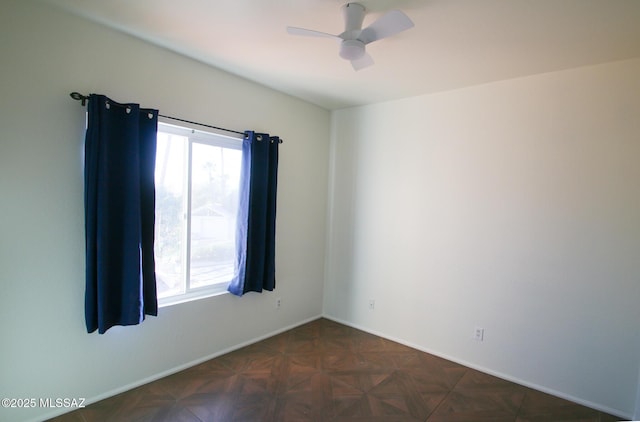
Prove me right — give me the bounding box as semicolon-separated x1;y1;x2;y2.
84;94;158;333
228;131;280;296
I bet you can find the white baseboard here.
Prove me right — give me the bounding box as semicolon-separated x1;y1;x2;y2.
322;314;630;421
35;314;323;422
35;313;631;421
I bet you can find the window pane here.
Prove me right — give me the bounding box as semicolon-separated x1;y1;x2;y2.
154;133;187;298
189;143;241;289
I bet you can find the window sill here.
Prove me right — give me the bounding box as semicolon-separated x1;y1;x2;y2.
158;285;229;308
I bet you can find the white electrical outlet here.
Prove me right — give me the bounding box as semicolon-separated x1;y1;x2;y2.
276;298;281;309
369;299;375;310
473;327;484;341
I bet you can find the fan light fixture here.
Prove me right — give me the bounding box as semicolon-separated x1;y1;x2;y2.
339;39;365;60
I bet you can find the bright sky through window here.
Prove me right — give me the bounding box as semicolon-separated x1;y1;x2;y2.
154;123;242;304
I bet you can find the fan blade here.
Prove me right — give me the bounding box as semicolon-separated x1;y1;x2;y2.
286;26;340;39
351;52;374;71
359;10;414;44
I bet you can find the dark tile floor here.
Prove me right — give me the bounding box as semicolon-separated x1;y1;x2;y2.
48;318;621;421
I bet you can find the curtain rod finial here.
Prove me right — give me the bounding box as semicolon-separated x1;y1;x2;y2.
70;91;88;106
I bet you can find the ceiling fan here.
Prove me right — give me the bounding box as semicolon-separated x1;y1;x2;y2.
286;2;414;71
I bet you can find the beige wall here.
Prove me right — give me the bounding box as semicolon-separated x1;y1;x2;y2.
325;58;640;418
0;1;330;421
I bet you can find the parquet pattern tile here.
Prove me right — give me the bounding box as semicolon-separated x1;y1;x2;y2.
47;318;621;421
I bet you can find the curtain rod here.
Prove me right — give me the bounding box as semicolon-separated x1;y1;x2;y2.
70;92;248;138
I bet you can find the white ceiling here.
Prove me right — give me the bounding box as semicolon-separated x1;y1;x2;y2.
44;0;640;110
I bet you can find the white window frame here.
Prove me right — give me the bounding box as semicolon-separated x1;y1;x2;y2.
156;121;243;307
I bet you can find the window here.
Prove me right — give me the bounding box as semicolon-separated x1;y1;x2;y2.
154;122;242;305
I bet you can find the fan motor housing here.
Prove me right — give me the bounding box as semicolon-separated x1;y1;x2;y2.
339;39;365;60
